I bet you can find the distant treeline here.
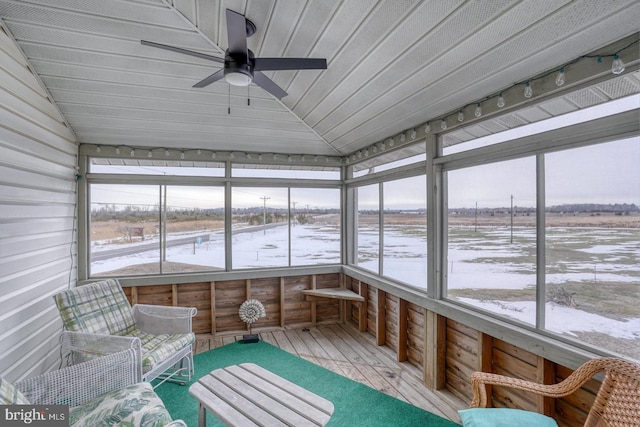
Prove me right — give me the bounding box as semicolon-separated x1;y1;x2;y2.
91;204;340;222
449;203;638;215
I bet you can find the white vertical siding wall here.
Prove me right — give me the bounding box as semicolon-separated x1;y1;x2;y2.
0;23;77;382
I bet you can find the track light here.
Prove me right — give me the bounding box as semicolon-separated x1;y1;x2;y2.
400;133;406;143
497;93;505;108
115;146;121;154
130;149;135;157
474;103;482;118
457;110;464;122
555;68;565;86
148;150;153;158
389;138;395;147
410;128;416;139
611;54;625;74
96;145;101;153
424;123;431;133
524;82;533;98
212;152;216;159
165;149;170;157
180;151;185;159
440;119;447;130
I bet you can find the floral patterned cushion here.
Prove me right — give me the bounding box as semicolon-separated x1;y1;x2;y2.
0;376;30;405
69;382;175;427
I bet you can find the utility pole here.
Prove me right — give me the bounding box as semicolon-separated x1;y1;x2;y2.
260;196;270;235
292;201;297;226
474;201;478;233
510;194;514;244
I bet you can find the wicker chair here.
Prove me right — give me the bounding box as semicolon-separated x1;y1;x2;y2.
53;279;197;387
7;341;186;426
470;357;640;426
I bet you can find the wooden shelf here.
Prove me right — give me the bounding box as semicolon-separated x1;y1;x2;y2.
302;288;364;302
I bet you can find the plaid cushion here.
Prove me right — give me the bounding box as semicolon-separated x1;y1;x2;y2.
128;330;195;373
53;279;136;336
0;376;30;405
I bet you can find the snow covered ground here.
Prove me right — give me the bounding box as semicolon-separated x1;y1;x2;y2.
90;222;639;356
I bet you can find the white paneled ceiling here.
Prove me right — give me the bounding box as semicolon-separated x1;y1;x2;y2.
0;0;639;157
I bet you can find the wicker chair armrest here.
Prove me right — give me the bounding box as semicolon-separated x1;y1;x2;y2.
133;304;197;335
16;348;139;407
60;331;142;379
470;358;610;408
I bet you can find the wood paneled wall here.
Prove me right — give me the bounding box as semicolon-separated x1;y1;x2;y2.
124;273;604;427
123;273;341;336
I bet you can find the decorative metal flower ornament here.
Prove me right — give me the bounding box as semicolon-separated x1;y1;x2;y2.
239;299;266;337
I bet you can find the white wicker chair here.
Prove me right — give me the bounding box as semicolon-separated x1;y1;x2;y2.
53;279;197;387
8;341;185;426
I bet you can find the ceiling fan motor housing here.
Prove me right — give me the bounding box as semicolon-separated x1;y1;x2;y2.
224;49;255;86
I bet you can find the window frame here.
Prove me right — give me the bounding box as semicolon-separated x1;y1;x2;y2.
437;108;639;355
78;157;343;279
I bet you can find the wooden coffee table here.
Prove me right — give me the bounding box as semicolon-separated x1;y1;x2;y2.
189;363;334;426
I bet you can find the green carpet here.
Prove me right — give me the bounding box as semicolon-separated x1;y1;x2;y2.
155;340;460;426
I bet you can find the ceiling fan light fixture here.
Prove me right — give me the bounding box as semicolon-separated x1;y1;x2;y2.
225;70;252;86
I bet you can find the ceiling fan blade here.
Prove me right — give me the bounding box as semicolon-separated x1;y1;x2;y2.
193;69;225;88
253;71;288;99
226;9;248;54
141;40;224;63
254;57;327;71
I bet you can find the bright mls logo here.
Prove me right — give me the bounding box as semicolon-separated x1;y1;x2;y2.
2;405;68;426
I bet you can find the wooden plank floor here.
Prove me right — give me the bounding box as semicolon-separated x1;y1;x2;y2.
195;323;465;424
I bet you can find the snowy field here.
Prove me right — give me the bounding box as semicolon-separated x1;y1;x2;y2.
90;222;639;358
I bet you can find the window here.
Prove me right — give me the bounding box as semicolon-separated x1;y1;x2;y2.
290;188;341;266
231;187;289;269
232;164;340;179
383;176;427;288
356;184;380;273
90;160;225;176
85;157;341;277
545;138;640;360
89;184;225;276
90;184;161;276
446;157;537;326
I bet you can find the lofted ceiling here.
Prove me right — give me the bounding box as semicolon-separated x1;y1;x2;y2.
0;0;639;158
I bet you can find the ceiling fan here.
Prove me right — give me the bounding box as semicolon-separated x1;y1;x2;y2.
141;9;327;99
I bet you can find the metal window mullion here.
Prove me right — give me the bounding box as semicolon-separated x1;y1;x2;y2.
378;182;384;275
536;154;546;329
160;185;166;274
426;135;441;299
225;161;232;271
288;188;292;267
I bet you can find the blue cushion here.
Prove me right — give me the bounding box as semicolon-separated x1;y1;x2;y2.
458;408;559;427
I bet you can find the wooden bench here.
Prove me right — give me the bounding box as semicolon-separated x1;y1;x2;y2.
189;363;334;427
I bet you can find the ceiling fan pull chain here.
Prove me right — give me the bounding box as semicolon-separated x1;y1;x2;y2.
248;85;251;106
228;85;231;115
